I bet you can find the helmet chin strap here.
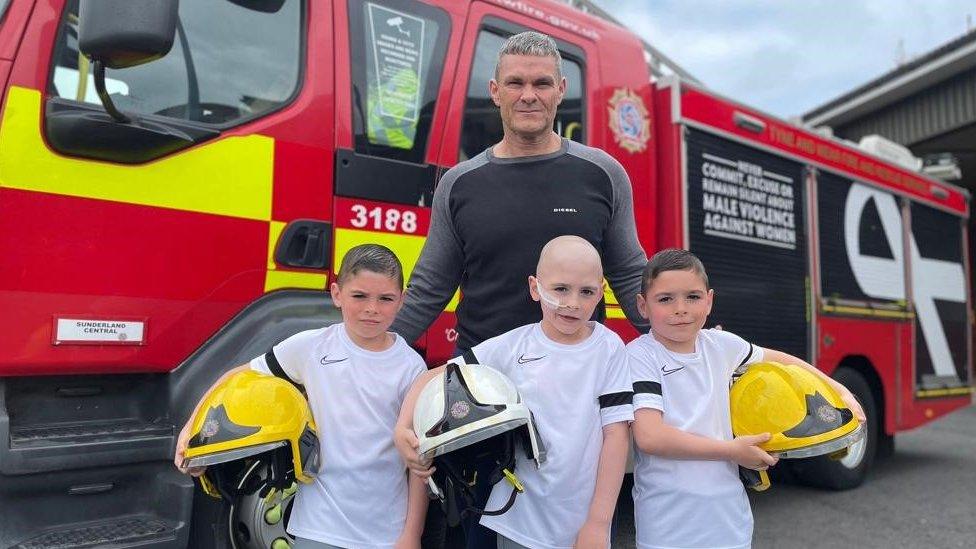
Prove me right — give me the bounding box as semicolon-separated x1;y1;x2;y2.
477;468;524;515
432;445;525;525
443;468;522;519
476;484;520;516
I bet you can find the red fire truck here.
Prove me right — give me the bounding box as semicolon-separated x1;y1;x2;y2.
0;0;971;547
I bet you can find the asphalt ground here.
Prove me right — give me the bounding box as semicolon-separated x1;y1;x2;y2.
612;403;976;548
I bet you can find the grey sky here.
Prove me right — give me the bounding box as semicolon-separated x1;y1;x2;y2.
593;1;975;119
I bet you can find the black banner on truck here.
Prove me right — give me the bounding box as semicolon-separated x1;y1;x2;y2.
910;201;970;393
686;128;808;360
817;172;970;395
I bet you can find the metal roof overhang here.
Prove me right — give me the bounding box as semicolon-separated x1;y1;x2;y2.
804;36;976;128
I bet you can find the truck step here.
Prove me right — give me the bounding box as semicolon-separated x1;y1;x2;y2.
10;419;172;447
2;419;173;475
1;375;176;475
11;517;176;549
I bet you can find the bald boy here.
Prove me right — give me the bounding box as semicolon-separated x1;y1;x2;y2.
396;235;633;549
529;235;605;345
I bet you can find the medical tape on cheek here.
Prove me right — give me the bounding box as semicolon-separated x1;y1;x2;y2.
536;281;571;310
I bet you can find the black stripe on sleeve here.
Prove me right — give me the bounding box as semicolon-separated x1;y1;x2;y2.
599;391;634;408
461;349;478;365
264;350;302;390
737;343;755;368
633;381;662;395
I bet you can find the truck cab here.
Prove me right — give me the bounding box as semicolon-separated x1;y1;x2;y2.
0;1;655;546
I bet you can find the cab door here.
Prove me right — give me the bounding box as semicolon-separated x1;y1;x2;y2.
331;0;467;359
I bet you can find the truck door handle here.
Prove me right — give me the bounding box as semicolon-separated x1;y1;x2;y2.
274;220;331;270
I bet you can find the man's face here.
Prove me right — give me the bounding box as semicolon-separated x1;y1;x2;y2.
490;54;566;141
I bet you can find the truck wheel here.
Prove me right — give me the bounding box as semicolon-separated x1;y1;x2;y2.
789;368;877;490
223;460;297;549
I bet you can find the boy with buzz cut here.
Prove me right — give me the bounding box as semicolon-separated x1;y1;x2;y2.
629;248;865;549
395;235;633;549
176;244;429;549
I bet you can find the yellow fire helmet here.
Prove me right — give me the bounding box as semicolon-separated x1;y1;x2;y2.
730;362;863;460
181;370;319;500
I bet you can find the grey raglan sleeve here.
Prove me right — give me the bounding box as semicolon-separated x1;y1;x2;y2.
390;164;470;344
589;148;650;333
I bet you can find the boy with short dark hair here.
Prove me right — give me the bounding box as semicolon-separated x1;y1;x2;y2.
629;248;864;549
177;243;428;549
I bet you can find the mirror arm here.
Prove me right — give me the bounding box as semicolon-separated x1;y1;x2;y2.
92;59;130;123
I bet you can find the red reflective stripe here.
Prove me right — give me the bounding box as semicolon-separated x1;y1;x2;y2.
681;87;967;215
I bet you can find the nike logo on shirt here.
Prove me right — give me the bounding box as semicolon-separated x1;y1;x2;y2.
517;354;547;364
661;365;684;376
320;355;348;365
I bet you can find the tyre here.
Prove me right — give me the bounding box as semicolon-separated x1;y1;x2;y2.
187;480;232;549
789;368;877;490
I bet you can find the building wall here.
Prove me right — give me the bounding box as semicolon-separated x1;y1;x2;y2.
833;67;976;147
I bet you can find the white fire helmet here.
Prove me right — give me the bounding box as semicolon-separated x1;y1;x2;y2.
413;362;546;526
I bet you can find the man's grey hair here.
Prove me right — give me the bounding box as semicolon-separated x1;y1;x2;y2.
494;31;562;80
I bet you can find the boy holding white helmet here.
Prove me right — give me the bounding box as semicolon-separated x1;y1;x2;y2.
396;235;633;549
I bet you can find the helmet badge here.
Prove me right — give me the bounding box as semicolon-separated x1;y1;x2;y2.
201;418;220;439
449;400;471;420
817;404;840;425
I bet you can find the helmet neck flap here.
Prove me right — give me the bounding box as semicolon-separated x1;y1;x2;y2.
424;363;528;526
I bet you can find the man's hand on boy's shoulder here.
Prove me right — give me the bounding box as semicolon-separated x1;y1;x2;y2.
394;425;434;478
574;518;610;549
728;433;779;471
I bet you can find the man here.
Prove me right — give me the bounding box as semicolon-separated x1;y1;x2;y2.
392;31;647;549
393;30;647;356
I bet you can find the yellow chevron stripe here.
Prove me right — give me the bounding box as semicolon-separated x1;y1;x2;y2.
264;269;328;292
916;386;974;398
602;278;627;319
0;87;274;221
603;278;620;305
821;304;914;319
263;221;329;292
267;221;286;271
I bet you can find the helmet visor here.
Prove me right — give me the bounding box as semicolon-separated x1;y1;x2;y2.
182;440;287;469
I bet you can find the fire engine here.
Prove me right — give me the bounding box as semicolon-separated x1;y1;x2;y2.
0;0;971;547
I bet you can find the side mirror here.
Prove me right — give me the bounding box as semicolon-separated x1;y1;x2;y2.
78;0;179;122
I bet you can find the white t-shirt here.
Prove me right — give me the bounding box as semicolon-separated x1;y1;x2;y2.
249;323;426;549
628;329;764;549
464;322;634;549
